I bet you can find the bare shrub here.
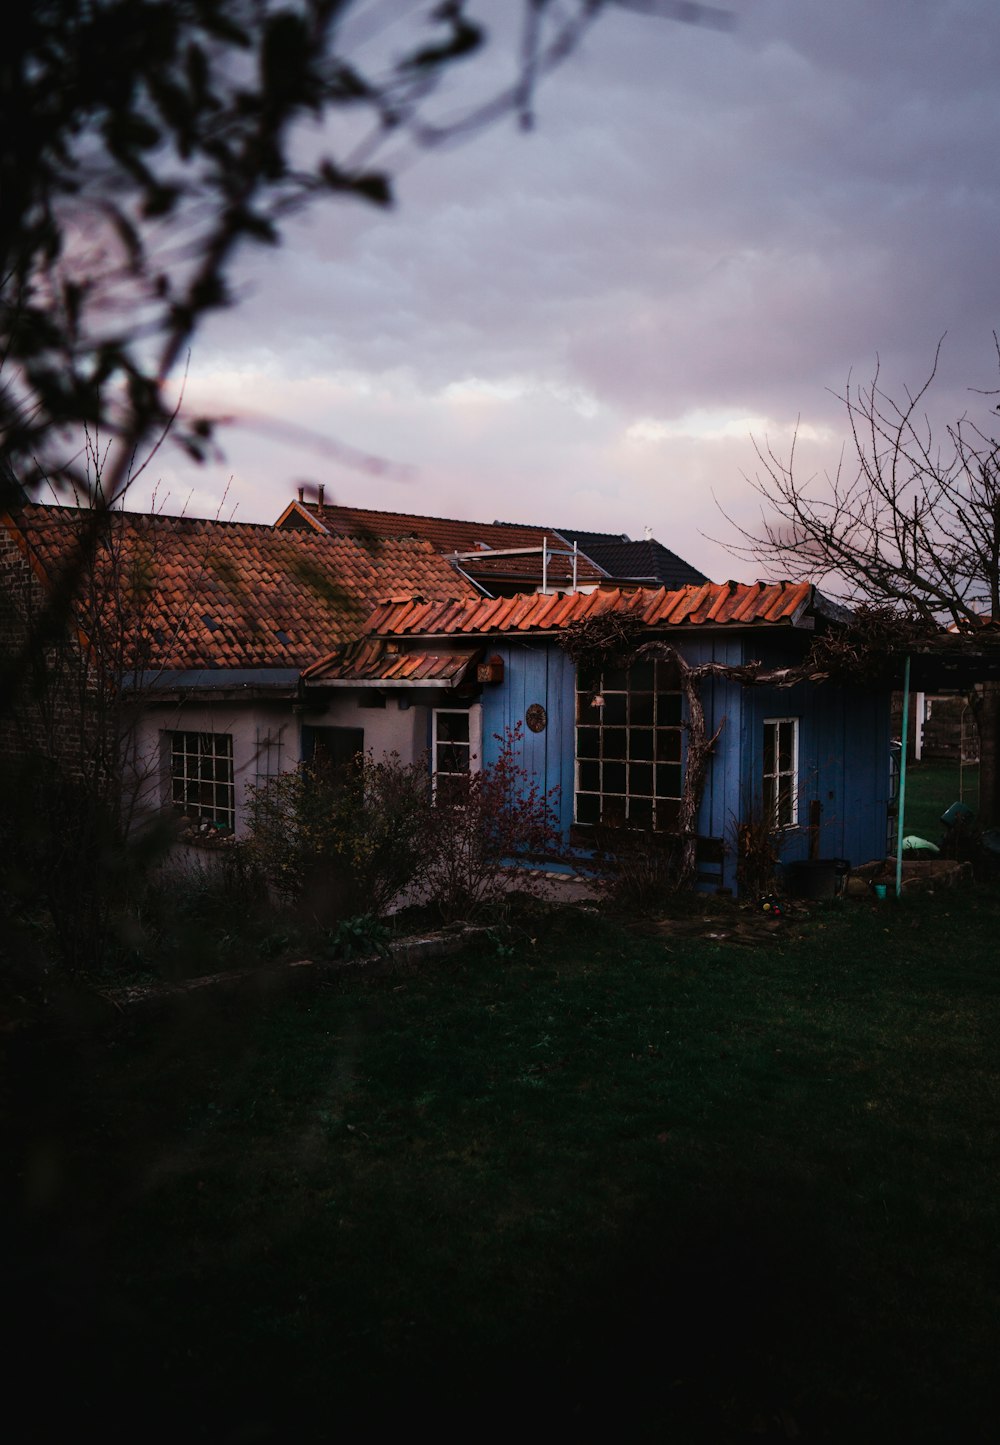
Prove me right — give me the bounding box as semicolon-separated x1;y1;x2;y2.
732;798;781;900
423;725;563;925
245;751;431;921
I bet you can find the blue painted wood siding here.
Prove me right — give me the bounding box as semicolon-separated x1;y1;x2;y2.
740;659;892;873
479;634;892;890
681;636;746;891
479;641;577;838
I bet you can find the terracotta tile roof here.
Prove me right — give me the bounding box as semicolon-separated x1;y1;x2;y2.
275;499;605;590
361;580;817;638
6;503;477;671
303;639;481;686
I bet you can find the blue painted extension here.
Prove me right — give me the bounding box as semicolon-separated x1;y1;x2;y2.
479;633;893;897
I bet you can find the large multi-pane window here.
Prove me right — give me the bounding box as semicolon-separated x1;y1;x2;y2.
763;717;799;829
170;731;235;830
575;659;683;830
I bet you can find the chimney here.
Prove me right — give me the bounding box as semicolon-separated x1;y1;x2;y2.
297;486;304;504
318;483;325;514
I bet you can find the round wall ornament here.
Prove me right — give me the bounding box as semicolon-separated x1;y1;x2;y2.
525;703;547;733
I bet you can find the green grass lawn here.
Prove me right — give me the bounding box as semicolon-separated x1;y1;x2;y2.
6;891;1000;1441
903;759;980;842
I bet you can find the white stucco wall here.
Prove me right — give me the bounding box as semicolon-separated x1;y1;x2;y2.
306;692;431;764
127;690;454;839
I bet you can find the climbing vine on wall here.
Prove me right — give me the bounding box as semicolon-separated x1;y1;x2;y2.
559;618;725;889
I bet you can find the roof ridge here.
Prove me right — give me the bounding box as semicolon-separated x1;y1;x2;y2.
299;500;556;532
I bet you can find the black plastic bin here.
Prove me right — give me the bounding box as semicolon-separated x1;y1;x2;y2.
783;858;851;900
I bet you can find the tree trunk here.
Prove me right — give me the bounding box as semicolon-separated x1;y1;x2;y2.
970;682;1000;828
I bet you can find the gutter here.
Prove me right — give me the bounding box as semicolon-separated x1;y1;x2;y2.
123;667;302;700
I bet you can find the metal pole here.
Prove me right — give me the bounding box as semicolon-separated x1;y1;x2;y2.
895;653;911;899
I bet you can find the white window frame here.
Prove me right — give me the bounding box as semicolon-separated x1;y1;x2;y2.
763;717;799;830
431;704;482;803
169;730;236;830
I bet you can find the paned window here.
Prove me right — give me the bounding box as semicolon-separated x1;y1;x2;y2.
170;731;235;830
763;717;799;829
433;709;471;804
575;659;683;830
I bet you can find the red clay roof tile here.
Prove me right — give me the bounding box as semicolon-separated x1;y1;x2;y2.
9;503;479;671
362;580;817;638
303;640;480;686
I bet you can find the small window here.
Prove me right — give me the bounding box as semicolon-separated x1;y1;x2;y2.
763;718;799;829
433;709;471;804
170;731;235;830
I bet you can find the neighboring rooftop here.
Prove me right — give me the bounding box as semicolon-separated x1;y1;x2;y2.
5;503;477;672
556;529;709;589
274;492;606;593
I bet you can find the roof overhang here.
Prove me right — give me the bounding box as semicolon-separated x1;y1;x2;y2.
315;676;466;689
124;668;302;700
887;644;1000;691
303;641;482;688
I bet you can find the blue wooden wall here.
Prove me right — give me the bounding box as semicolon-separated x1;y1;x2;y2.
680;636;746;892
479;640;577;840
740;667;892;874
477;632;892;891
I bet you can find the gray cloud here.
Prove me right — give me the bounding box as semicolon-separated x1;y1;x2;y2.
148;0;1000;583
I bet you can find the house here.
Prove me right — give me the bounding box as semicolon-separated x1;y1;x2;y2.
2;494;896;893
306;580;895;893
274;491;713;598
274;488;608;596
555;527;709;590
0;501;482;839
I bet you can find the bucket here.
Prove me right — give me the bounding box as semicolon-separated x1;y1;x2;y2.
784;858;851;900
873;883;888;900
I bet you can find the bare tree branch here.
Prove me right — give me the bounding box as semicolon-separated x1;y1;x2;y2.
716;339;1000;629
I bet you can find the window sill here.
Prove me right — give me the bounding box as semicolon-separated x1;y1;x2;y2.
175;820;238;848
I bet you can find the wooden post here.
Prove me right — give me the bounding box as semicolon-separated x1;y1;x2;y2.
971;681;1000;827
809;799;822;859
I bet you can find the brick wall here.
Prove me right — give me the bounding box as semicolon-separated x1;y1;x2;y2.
0;520;102;780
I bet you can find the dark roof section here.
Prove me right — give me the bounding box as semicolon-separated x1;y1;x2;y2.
5;503;478;672
275;499;606;591
556;527;631;547
556;530;709;588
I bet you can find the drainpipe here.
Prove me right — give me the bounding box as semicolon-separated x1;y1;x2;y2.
895;654;911;900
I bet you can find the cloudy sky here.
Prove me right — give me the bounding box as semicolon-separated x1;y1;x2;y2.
147;0;1000;584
